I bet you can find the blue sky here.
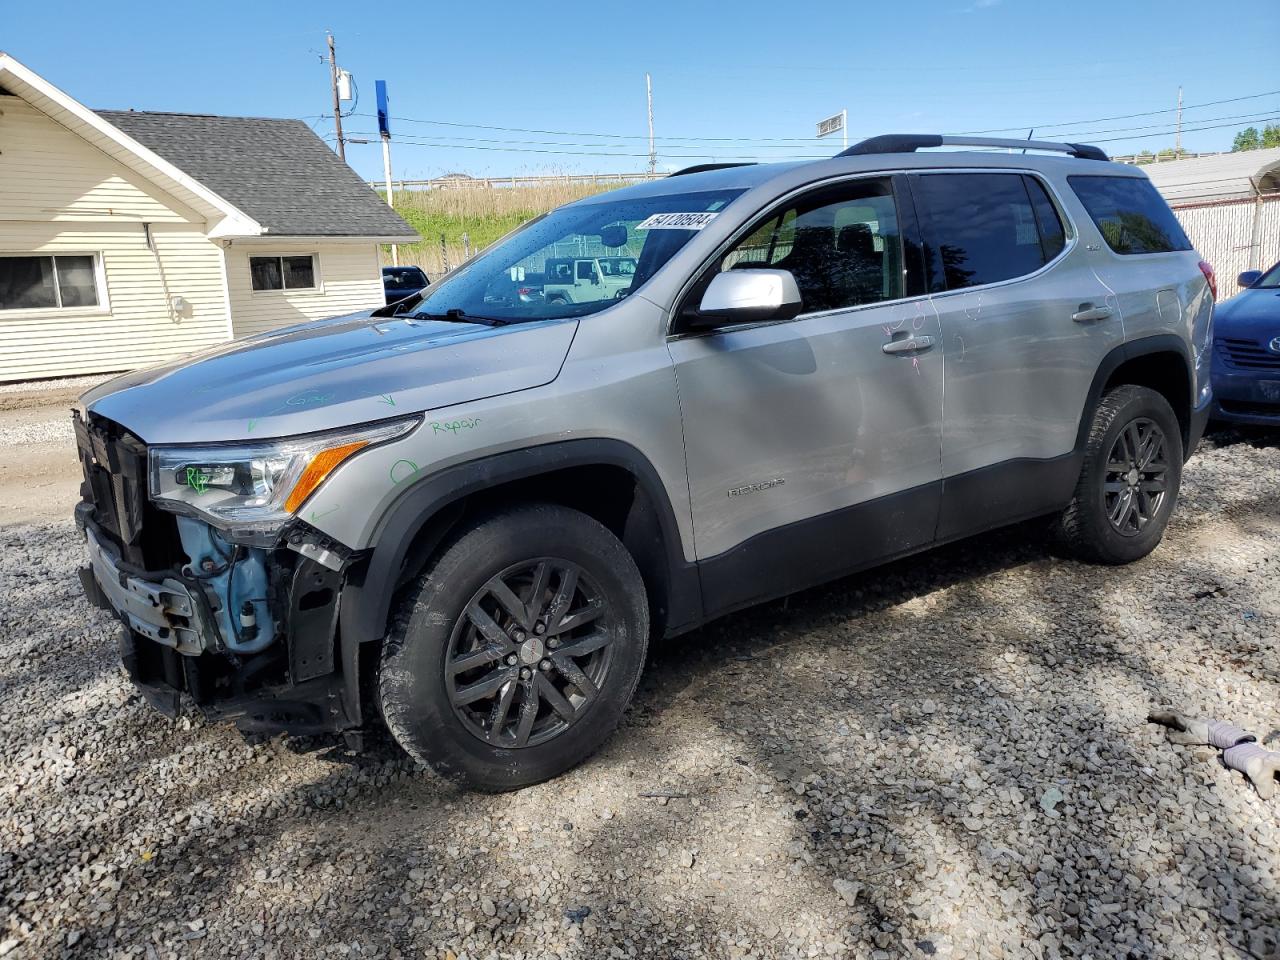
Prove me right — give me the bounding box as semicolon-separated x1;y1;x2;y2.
4;0;1278;182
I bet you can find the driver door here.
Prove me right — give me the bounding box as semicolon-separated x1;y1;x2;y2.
666;175;945;614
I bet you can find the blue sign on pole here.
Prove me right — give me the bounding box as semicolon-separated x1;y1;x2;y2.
375;80;390;138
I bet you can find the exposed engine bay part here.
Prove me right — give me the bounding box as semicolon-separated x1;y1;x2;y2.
174;516;276;655
81;525;211;654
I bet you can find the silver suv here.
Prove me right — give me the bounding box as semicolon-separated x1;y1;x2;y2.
74;134;1214;790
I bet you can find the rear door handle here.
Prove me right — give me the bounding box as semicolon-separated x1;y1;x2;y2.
1072;305;1113;323
882;335;935;356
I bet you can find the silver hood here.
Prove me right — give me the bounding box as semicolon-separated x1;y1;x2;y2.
81;312;579;444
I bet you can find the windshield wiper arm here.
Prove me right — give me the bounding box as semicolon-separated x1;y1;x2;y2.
409;308;508;327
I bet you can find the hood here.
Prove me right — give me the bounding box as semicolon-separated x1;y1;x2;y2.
81;311;579;444
1215;287;1280;340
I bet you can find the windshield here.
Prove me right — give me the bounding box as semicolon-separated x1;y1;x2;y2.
1254;262;1280;288
408;188;745;322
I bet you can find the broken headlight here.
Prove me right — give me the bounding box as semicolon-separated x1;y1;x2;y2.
148;418;418;534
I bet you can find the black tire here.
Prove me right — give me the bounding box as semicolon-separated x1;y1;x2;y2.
1056;384;1184;564
379;504;649;791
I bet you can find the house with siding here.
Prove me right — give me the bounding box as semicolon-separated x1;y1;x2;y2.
0;53;418;382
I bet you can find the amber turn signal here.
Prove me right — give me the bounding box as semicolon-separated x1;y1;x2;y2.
283;440;368;514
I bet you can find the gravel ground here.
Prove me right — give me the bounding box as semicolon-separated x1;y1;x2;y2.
1;429;1278;960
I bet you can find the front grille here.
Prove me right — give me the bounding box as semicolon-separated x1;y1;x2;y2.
1217;337;1280;371
74;413;185;570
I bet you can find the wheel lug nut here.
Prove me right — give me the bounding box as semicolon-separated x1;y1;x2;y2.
513;630;526;643
547;638;559;649
534;622;546;635
506;655;517;666
539;659;552;671
520;667;532;680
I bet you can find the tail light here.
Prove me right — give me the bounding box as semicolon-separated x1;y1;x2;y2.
1198;259;1217;299
517;287;533;296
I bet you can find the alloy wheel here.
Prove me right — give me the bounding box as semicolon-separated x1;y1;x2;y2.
1103;417;1169;537
444;559;614;748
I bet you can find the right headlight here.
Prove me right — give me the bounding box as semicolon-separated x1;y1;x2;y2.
148;417;418;534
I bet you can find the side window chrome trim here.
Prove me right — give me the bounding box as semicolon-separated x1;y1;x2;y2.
908;168;1081;303
666;170;913;337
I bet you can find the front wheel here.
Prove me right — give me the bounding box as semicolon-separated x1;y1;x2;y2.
379;504;649;791
1055;384;1184;564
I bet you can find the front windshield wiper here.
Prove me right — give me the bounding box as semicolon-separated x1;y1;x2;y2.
408;308;509;327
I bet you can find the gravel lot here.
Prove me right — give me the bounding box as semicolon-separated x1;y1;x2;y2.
1;425;1278;960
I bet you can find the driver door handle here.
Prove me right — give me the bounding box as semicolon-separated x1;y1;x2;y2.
1072;305;1114;323
882;335;935;355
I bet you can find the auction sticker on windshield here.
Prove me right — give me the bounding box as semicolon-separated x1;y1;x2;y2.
635;212;719;231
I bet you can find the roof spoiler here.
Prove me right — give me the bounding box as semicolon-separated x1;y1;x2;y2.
838;134;1108;162
668;162;757;177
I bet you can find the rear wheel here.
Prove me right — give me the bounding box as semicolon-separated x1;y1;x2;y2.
379;504;649;791
1056;385;1183;564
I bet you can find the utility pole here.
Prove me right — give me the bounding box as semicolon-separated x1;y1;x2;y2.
645;73;656;175
327;32;346;162
1175;85;1183;156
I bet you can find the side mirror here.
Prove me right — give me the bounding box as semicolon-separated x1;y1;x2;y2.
1238;270;1262;289
694;269;802;328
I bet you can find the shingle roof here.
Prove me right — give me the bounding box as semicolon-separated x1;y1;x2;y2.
96;110;418;239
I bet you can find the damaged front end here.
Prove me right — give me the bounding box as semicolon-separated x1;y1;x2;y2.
72;412;399;739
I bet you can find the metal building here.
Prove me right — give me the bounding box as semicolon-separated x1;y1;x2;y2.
1139;147;1280;299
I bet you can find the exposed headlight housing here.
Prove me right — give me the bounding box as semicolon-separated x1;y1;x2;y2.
148;418;418;541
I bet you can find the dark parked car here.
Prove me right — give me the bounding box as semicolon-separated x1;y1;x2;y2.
382;265;429;305
1212;260;1280;425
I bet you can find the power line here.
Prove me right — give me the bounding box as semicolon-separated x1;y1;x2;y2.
337;88;1280;146
333;109;1279;162
954;89;1280;135
1088;115;1280;144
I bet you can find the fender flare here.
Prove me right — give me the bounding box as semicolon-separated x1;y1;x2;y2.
1073;333;1195;453
338;438;702;653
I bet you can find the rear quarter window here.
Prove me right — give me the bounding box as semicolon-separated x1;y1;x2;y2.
1067;175;1191;255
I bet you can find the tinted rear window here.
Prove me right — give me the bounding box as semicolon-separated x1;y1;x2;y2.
913;173;1058;291
1068;175;1191;255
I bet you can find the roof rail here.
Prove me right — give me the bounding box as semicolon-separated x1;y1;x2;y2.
838;134;1108;162
668;162;757;177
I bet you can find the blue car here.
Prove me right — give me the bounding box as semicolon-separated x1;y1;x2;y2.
1212;260;1280;425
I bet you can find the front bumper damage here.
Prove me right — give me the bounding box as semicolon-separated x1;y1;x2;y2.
73;412;368;740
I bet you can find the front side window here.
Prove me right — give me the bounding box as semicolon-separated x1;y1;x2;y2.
251;255;318;291
406;188;745;323
716;177;905;314
914;173;1062;291
1068;175;1191;255
0;255;101;311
